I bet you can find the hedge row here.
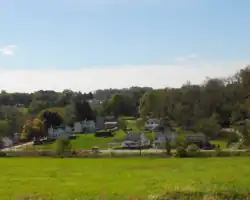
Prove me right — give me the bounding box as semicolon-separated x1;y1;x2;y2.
1;149;250;158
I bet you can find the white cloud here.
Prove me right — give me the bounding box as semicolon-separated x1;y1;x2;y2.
0;45;17;56
0;61;248;93
175;53;198;62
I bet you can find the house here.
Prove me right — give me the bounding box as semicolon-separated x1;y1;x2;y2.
73;120;96;133
96;116;104;130
153;131;177;149
153;120;177;149
123;132;150;148
48;125;73;140
12;133;20;145
1;137;13;148
84;120;96;132
104;116;116;122
184;132;207;146
145;118;160;131
74;122;83;133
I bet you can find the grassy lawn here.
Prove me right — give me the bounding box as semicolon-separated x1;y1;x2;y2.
211;140;228;149
31;130;127;150
0;157;250;200
31;119;140;150
17;107;28;114
29;119;231;151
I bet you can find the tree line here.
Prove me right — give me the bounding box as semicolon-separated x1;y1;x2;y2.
0;87;151;144
1;66;250;145
138;66;250;140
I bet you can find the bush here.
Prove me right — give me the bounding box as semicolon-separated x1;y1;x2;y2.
164;141;172;155
187;144;200;152
92;146;100;156
53;137;72;156
71;149;77;156
0;152;6;157
20;135;29;143
214;146;221;156
173;146;187;158
187;144;200;157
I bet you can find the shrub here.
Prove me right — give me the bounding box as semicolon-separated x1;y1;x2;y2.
165;140;172;155
92;146;100;156
20;135;29;143
186;143;200;157
71;149;77;156
187;143;200;152
0;152;6;157
173;146;187;158
214;146;221;156
53;137;72;156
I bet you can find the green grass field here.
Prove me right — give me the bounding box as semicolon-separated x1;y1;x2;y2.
30;130;127;150
31;118;142;150
0;157;249;200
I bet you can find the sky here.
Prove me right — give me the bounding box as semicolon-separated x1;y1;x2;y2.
0;0;250;93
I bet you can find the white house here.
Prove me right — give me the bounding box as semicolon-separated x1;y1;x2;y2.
48;125;73;140
145;118;160;131
73;120;96;133
74;122;83;133
123;132;150;148
1;137;13;148
13;133;20;144
153;131;177;149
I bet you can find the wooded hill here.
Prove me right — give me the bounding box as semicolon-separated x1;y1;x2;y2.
0;66;250;145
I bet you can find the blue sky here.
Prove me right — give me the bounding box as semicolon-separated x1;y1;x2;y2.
0;0;250;92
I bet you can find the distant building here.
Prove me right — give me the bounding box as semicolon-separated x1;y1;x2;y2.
153;131;177;149
104;116;117;122
48;125;73;140
123;132;150;148
73;120;96;133
96;116;104;130
12;133;20;144
145;118;160;131
184;132;207;145
1;137;13;148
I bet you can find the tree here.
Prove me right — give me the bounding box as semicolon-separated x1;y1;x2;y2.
0;106;27;135
118;118;128;130
28;100;47;114
20;118;45;141
136;118;145;131
195;114;221;138
20;119;32;139
74;100;95;121
139;89;167;118
31;118;46;139
53;137;72;156
104;94;137;117
0;120;11;137
42;111;64;129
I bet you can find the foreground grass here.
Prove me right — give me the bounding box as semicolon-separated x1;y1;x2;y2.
0;157;250;200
